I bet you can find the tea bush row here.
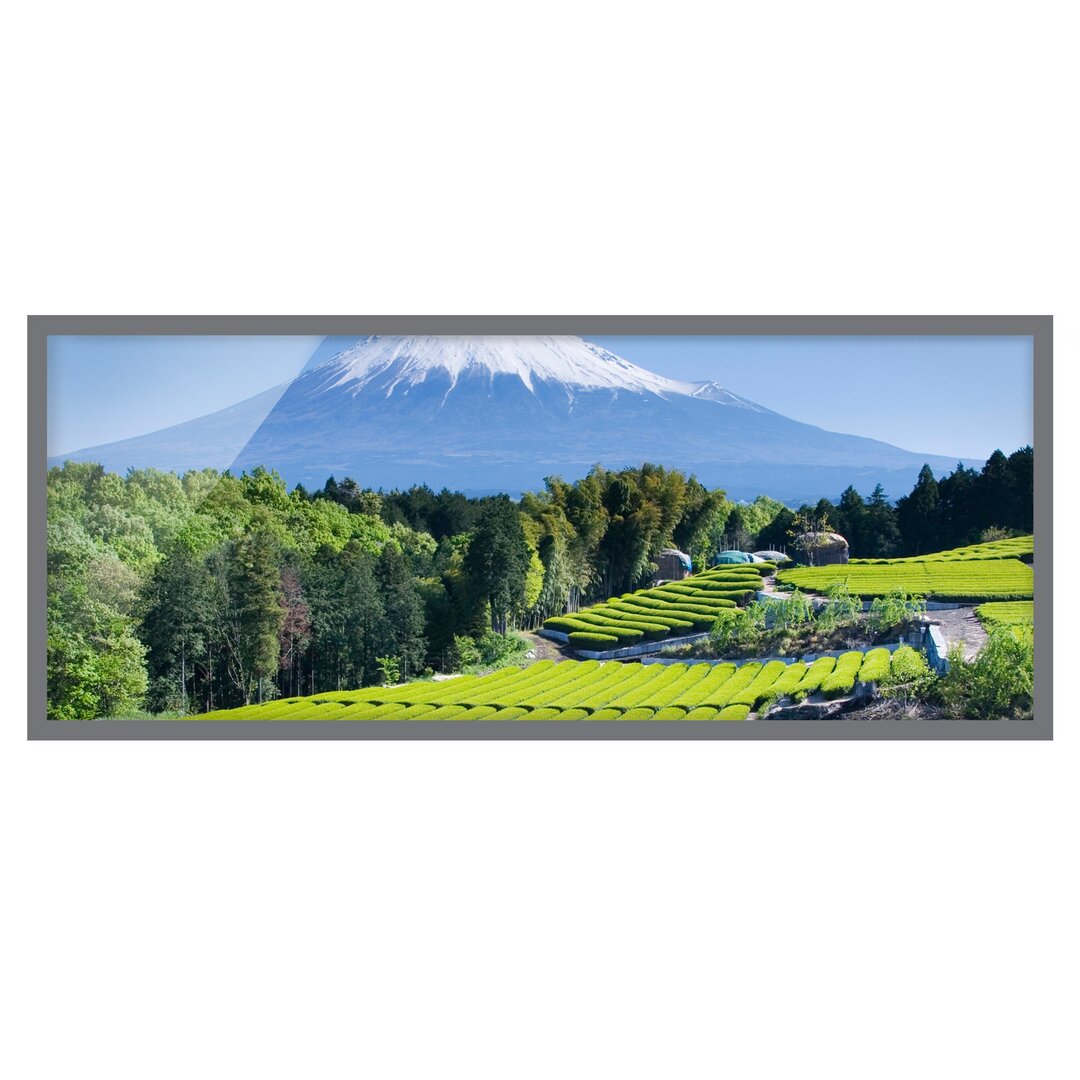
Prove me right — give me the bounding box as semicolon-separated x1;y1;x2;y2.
201;645;896;722
776;559;1032;601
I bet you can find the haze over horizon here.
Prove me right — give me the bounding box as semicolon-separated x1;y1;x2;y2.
47;333;1033;463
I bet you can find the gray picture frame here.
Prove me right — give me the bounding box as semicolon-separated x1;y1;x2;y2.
29;315;1052;740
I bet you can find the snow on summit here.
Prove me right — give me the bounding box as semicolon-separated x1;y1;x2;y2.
314;335;700;397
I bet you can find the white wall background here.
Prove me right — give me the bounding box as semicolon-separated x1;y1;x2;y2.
3;3;1075;1078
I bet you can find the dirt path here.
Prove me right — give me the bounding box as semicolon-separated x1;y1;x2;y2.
520;631;573;663
927;606;987;660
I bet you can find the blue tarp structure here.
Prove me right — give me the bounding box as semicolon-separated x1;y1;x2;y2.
711;549;754;565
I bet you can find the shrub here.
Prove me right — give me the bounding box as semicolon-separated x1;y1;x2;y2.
791;656;836;701
757;662;809;710
546;708;589;721
816;582;862;631
879;645;936;703
543;616;593;633
653;706;689;720
580;623;645;644
730;660;788;707
820;651;864;699
608;604;694;630
703;662;762;707
857;648;891;683
568;632;620;650
974;601;1034;629
769;588;814;630
867;589;927;632
683;706;719;719
718;704;750;720
662;609;721;628
709;603;766;650
424;705;476;719
963;625;1033;719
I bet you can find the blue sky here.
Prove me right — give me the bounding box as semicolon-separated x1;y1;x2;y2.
47;334;1033;461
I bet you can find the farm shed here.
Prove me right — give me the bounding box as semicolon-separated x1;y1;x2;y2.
711;549;755;565
793;531;849;566
654;548;692;581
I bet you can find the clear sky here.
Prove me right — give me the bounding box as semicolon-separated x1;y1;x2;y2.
47;333;1033;461
47;336;322;455
589;335;1033;461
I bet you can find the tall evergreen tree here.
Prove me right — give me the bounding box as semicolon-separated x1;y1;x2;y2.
897;465;941;554
464;496;531;634
375;544;426;679
976;450;1014;532
833;486;868;555
218;513;286;704
1007;446;1034;532
864;484;901;557
141;541;216;712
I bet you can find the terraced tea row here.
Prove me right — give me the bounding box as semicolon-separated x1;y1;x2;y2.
849;535;1033;564
542;563;774;648
974;601;1034;628
776;558;1032;601
199;649;894;721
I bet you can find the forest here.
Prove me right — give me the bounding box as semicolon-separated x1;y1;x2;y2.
45;446;1033;719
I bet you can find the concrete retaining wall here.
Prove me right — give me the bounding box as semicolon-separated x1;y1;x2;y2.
758;591;962;613
924;624;950;673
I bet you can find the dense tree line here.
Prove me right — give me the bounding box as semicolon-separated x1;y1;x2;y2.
755;447;1032;558
46;449;1032;718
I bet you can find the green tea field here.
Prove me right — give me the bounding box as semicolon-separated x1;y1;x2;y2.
198;650;895;721
776;558;1032;601
542;563;774;648
849;534;1033;563
974;601;1035;628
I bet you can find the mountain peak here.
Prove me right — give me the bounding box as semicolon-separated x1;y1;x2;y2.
312;335;697;397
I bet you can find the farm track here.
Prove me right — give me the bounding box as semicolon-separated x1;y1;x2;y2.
928;607;988;660
520;631;573;663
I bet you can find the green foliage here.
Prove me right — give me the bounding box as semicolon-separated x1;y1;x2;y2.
718;704;750;720
770;589;814;630
376;656;401;686
464;495;532;635
974;601;1034;629
866;589;927;632
879;646;936;702
849;534;1032;564
856;647;891;683
935;626;1033;719
815;582;862;631
779;560;1032;603
790;656;836;701
568;631;620;650
820;651;864;699
709;603;766;651
757;662;809;710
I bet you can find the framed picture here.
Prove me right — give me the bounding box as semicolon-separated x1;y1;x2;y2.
30;316;1050;739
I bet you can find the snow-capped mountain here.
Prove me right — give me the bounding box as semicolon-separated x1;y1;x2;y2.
52;335;976;503
317;335;696;397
